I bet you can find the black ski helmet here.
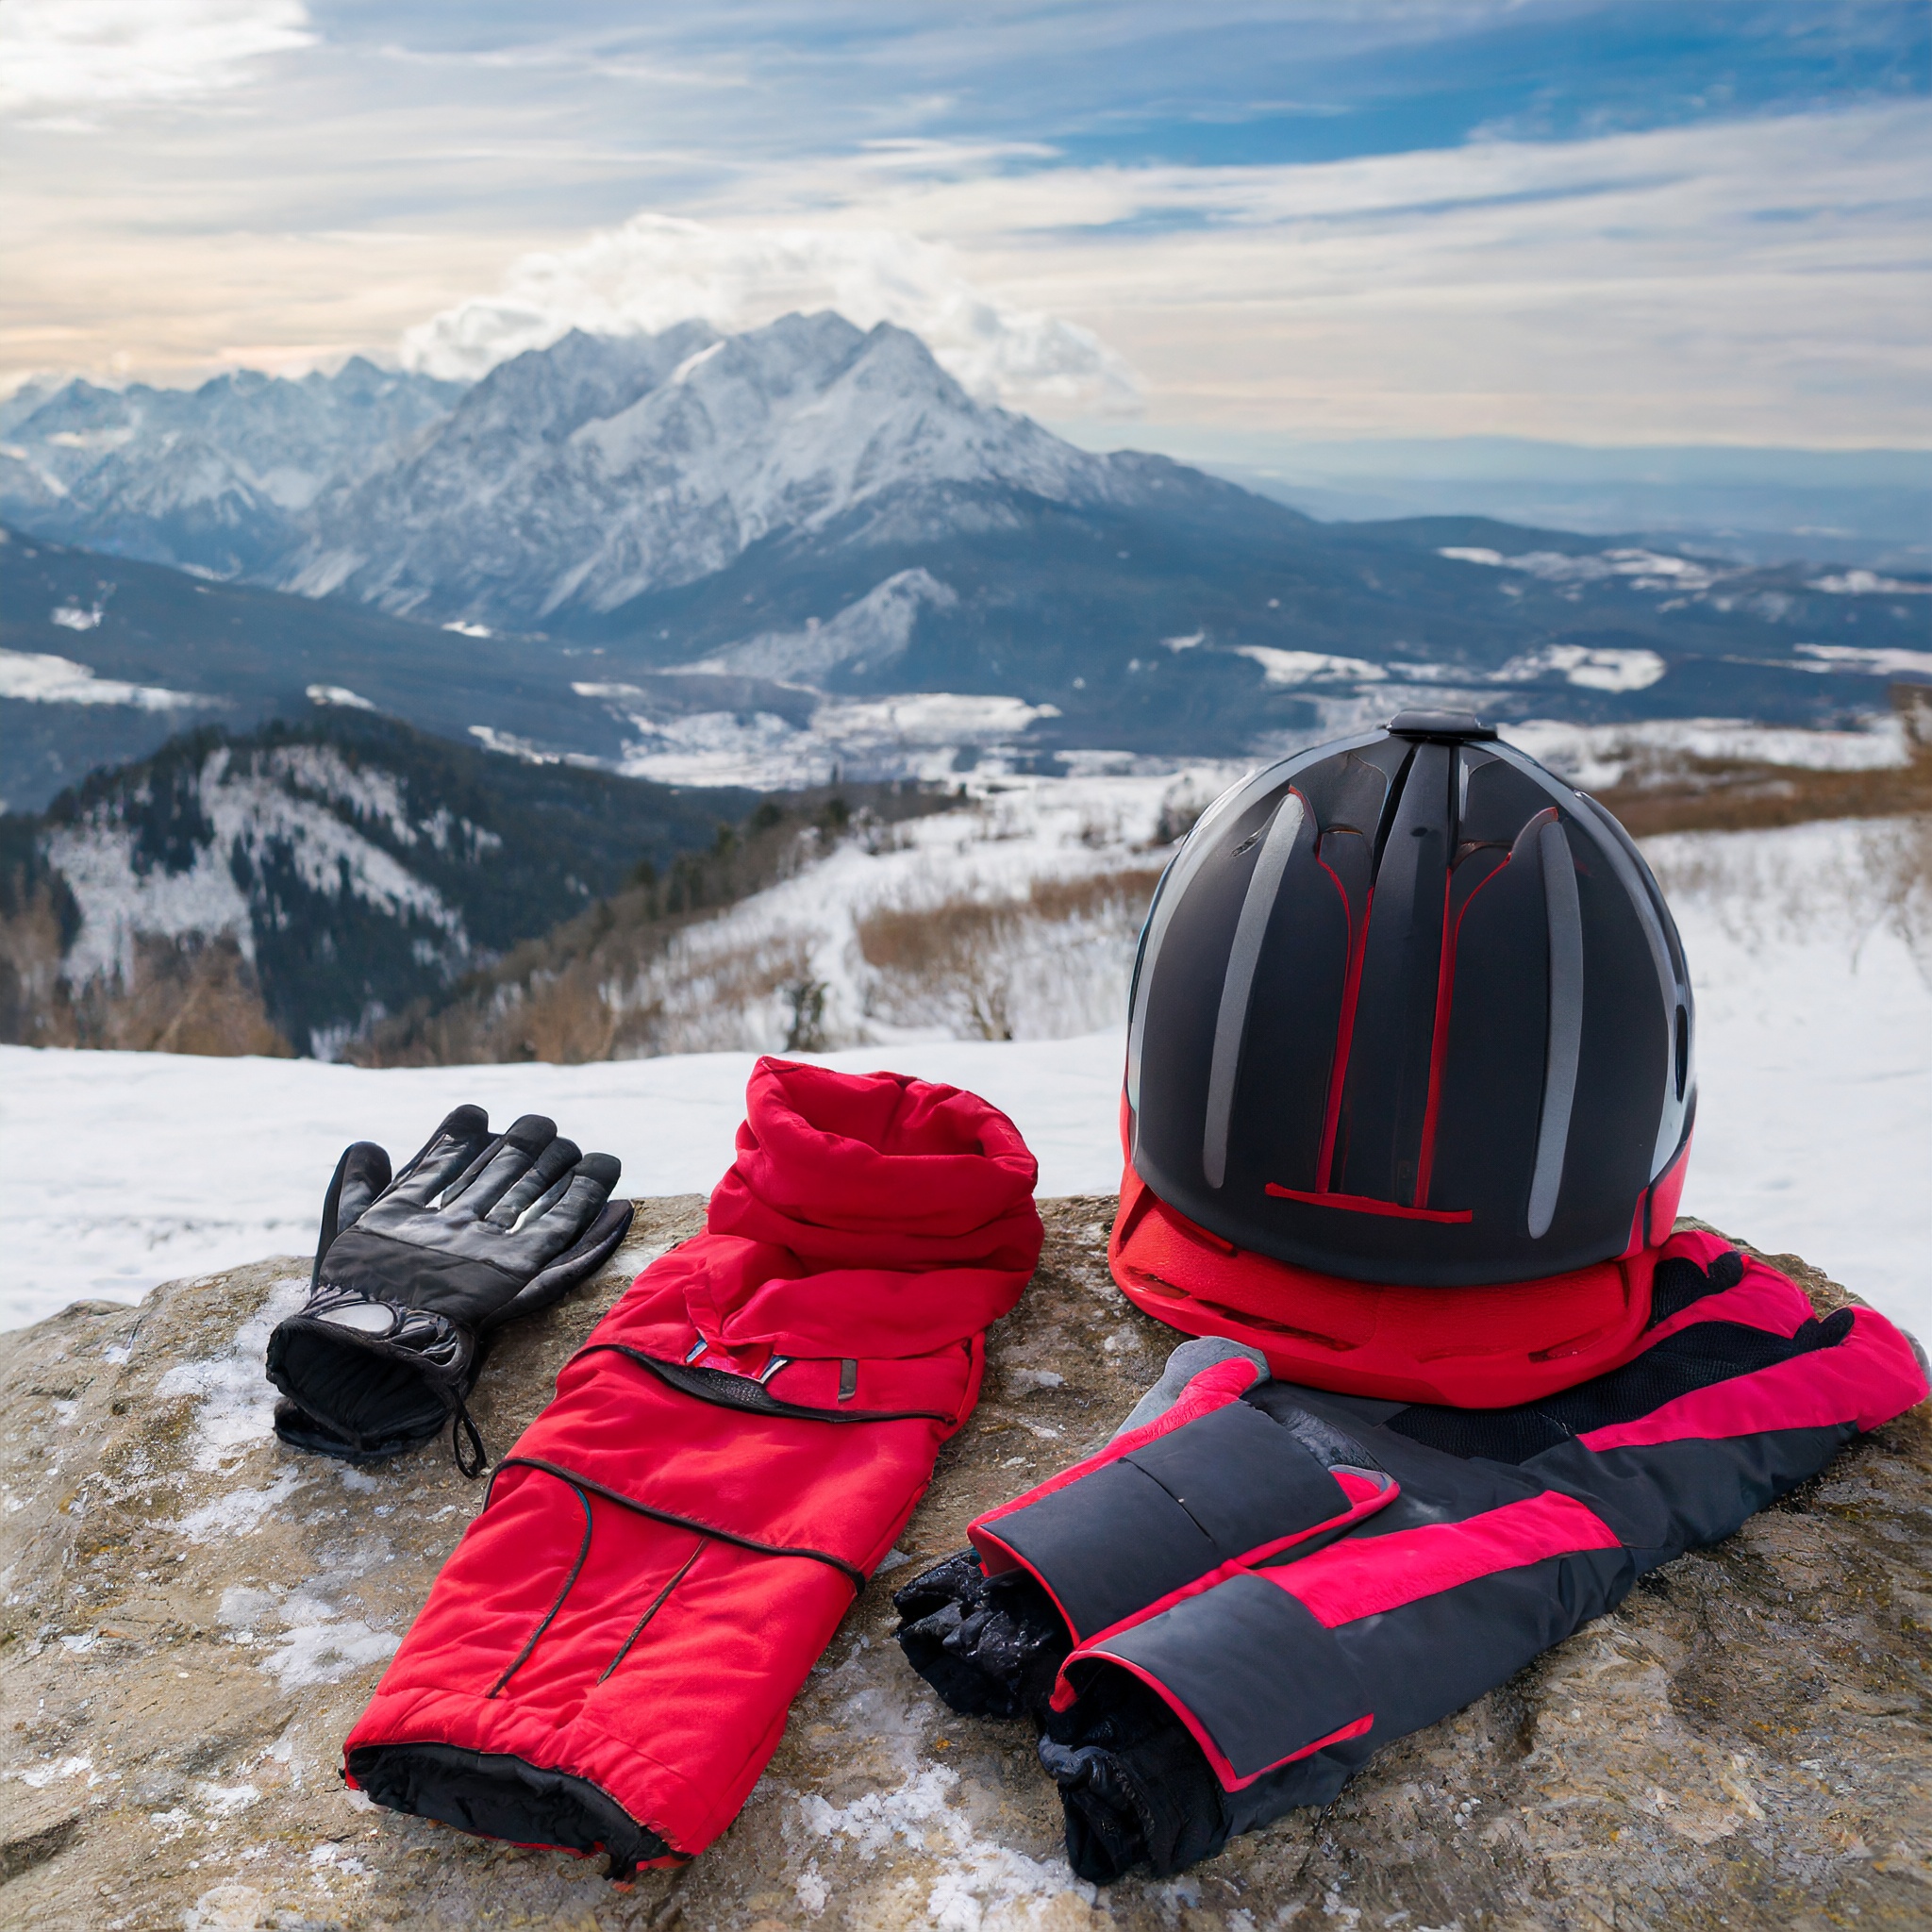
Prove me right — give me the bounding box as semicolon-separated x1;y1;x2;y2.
1125;711;1695;1290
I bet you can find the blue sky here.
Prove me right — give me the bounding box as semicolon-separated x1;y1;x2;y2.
2;2;1926;445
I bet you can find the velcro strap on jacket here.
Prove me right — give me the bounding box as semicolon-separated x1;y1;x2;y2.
971;1384;1395;1643
1061;1573;1375;1789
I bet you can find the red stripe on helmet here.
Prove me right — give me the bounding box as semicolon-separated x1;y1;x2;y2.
1413;848;1512;1208
1313;868;1372;1192
1264;1185;1472;1224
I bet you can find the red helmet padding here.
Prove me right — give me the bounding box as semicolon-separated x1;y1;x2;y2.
1643;1130;1692;1249
1110;1160;1669;1407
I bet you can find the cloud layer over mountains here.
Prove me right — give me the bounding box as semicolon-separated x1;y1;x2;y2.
6;6;1926;442
400;215;1141;414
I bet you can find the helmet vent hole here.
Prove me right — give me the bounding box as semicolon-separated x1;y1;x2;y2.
1674;1005;1689;1102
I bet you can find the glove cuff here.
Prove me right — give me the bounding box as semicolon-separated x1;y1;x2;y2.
273;1397;445;1463
265;1286;479;1460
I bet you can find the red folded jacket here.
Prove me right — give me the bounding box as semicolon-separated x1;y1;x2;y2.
342;1057;1042;1873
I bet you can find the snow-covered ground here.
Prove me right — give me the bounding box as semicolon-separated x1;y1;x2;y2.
493;693;1917;796
0;1033;1131;1333
3;803;1927;1339
1645;813;1931;1326
1504;712;1911;791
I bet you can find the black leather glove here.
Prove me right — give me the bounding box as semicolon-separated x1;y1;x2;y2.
265;1107;633;1474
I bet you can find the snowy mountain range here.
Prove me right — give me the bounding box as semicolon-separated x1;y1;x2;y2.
0;358;464;581
4;313;1930;791
0;316;1158;626
286;315;1156;626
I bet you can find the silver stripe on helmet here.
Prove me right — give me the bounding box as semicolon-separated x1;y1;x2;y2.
1201;791;1307;1188
1485;741;1690;1178
1125;730;1382;1113
1527;817;1585;1238
1570;791;1697;1171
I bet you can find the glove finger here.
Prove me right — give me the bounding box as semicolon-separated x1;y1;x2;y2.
336;1143;392;1232
483;1134;581;1228
312;1141;391;1290
492;1152;622;1270
386;1106;493;1206
541;1152;623;1244
483;1198;636;1332
445;1115;556;1220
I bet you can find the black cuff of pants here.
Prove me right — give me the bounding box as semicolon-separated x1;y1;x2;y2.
1039;1671;1231;1882
892;1547;1071;1719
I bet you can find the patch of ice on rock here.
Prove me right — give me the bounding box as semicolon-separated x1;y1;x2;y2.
800;1764;1098;1931
218;1583;398;1688
155;1274;308;1473
177;1471;308;1542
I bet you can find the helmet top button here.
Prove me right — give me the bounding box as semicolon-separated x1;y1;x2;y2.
1387;710;1498;741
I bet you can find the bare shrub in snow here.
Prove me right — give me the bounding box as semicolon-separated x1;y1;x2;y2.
0;921;291;1057
0;875;71;1046
1860;814;1932;988
858;868;1163;1041
1588;689;1932;838
612;928;822;1058
1643;812;1932;989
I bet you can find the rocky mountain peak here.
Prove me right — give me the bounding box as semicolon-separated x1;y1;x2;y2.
444;321;719;452
279;311;1124;625
1;360;467;575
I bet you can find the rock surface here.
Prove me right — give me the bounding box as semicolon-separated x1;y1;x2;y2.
2;1201;1927;1931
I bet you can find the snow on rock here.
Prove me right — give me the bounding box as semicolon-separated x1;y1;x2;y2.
220;1587;403;1690
175;1472;309;1544
153;1274;309;1472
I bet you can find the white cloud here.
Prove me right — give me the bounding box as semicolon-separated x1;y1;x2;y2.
0;0;314;114
398;213;1142;412
785;102;1932;441
4;36;1925;444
